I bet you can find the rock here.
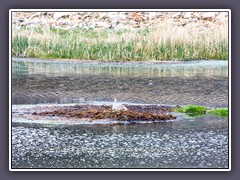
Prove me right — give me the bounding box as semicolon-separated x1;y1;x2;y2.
128;12;145;22
11;11;228;31
18;19;25;23
171;12;182;18
31;19;42;25
114;23;131;30
109;14;127;25
109;19;118;28
147;12;158;20
53;12;74;20
29;13;39;19
201;12;216;20
183;12;193;19
94;21;110;28
192;13;201;19
98;12;108;19
129;20;140;28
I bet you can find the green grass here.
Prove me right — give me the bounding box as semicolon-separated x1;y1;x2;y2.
12;25;228;61
208;108;228;118
175;105;228;118
176;105;208;116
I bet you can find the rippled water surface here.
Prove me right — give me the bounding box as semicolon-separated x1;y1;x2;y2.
12;58;228;107
12;116;228;169
11;58;229;169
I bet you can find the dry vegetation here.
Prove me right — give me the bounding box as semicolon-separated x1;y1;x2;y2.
12;20;228;61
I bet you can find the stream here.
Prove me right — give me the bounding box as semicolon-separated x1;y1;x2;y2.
11;58;229;169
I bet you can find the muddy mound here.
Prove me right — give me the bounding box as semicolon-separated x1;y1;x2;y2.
33;105;176;121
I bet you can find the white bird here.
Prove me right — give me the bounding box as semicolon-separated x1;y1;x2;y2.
112;98;128;111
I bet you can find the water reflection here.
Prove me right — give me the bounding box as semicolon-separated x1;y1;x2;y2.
12;59;228;107
12;58;228;77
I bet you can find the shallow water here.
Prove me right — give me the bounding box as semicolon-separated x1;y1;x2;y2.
11;58;229;169
12;58;228;107
12;116;228;169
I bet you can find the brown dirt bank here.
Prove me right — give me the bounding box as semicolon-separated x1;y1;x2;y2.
32;104;176;122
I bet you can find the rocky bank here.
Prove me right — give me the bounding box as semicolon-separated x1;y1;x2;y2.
12;11;228;31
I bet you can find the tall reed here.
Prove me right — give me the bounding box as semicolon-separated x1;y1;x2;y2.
12;22;228;61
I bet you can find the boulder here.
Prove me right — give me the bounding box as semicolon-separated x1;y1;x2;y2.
201;12;216;20
53;12;74;20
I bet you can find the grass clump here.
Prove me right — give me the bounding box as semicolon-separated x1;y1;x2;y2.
208;108;228;118
175;105;228;118
176;105;208;116
12;21;228;61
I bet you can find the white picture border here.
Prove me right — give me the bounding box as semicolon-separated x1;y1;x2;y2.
9;9;231;171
